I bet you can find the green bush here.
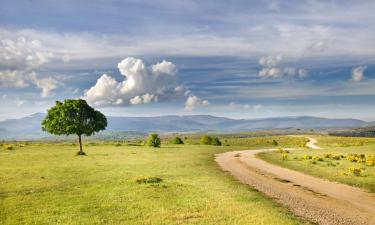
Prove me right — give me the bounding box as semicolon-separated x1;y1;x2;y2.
200;135;222;146
146;133;161;147
170;137;184;144
200;135;213;145
272;140;278;146
211;137;222;146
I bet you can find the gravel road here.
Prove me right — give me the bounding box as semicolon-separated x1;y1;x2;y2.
216;138;375;225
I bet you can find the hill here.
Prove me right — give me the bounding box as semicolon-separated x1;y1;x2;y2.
0;113;371;140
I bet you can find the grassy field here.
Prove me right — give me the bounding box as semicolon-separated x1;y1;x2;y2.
0;136;311;225
258;136;375;192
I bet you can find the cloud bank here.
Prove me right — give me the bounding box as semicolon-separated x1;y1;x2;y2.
258;55;308;79
0;37;59;97
84;57;207;110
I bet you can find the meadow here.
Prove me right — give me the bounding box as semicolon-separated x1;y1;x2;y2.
0;136;310;225
258;136;375;192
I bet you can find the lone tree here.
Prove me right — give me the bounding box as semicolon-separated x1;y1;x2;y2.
42;99;107;155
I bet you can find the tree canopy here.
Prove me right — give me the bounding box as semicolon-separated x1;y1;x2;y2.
42;99;107;154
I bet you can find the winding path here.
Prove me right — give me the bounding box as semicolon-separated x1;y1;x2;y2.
216;137;375;225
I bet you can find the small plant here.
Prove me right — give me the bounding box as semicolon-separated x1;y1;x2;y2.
332;155;341;160
282;153;288;160
170;137;184;145
146;133;161;147
348;167;362;176
272;140;278;146
312;156;323;161
366;155;374;166
323;153;332;158
303;155;312;160
136;177;163;184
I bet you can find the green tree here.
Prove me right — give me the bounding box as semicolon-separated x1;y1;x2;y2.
146;133;161;147
42;99;107;155
170;137;184;144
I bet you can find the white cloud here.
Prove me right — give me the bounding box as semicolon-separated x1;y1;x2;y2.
351;66;366;82
30;73;59;97
258;55;308;79
14;99;26;107
184;95;209;111
259;55;282;67
0;36;59;96
84;57;190;107
254;104;264;110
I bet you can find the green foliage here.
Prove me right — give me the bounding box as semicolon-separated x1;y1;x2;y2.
211;137;222;146
348;167;362;176
200;135;213;145
42;99;107;137
170;137;184;144
272;140;278;146
200;135;222;146
42;99;107;153
146;133;161;147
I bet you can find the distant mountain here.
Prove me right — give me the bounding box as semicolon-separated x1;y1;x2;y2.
0;113;372;140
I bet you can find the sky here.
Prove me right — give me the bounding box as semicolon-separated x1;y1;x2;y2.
0;0;375;121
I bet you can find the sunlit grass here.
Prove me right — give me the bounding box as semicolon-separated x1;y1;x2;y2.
258;137;375;192
0;137;310;225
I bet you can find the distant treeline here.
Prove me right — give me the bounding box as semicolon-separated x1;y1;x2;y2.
329;126;375;137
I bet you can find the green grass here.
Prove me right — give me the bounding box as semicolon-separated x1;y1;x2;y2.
258;137;375;192
0;137;310;225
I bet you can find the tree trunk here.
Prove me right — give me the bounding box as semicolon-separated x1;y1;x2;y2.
78;134;83;154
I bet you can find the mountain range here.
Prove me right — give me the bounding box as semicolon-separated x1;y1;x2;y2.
0;113;373;140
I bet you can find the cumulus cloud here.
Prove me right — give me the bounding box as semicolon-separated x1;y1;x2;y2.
0;37;59;97
184;95;209;111
258;55;308;79
84;57;205;108
351;65;366;82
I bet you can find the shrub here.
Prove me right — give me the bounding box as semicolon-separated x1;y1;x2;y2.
272;140;278;146
3;144;13;150
200;135;213;145
303;155;312;160
323;153;332;158
170;137;184;144
348;167;362;176
200;135;222;146
146;133;161;147
282;153;288;160
312;156;323;161
211;137;222;146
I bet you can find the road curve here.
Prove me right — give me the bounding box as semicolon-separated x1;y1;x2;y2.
215;138;375;225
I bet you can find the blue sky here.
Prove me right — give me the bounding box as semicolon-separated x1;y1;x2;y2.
0;0;374;121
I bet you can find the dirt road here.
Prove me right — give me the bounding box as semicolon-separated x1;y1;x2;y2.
216;138;375;225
